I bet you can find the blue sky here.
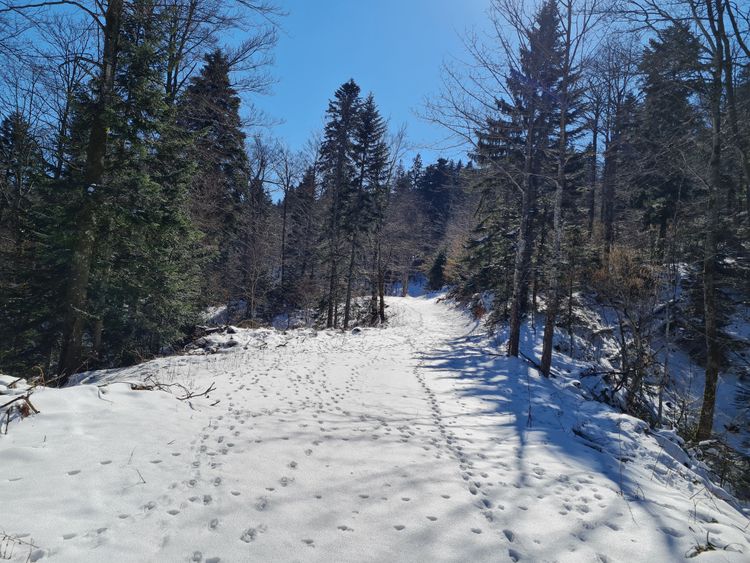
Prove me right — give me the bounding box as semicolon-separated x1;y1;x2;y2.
251;0;490;164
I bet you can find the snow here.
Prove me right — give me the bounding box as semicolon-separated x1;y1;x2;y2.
2;296;749;562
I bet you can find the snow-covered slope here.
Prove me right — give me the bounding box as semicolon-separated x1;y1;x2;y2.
1;297;748;562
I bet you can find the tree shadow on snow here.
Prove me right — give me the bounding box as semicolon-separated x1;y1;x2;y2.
419;328;689;559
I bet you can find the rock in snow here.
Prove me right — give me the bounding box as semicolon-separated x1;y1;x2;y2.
1;296;748;562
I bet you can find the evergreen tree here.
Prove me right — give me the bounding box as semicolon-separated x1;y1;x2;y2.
416;157;455;242
319;79;362;328
474;0;563;357
0;113;51;374
344;93;388;328
86;0;200;365
285;166;320;312
180;49;251;308
427;249;448;290
633;24;700;239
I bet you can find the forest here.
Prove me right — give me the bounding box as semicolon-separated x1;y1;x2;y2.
1;0;750;543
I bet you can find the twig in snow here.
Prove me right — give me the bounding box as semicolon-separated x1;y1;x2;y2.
0;394;40;434
0;394;39;413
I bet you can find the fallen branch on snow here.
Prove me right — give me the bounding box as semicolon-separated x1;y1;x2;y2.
129;375;216;401
0;393;40;434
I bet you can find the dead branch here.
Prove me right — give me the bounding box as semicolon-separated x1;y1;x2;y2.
0;393;40;434
0;393;39;413
129;375;215;401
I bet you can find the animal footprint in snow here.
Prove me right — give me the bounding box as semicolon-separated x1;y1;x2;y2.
67;469;81;476
288;461;298;469
167;509;180;516
337;525;354;532
240;525;267;543
301;539;315;546
279;476;293;487
393;525;405;531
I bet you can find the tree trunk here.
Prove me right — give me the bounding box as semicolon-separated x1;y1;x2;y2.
58;0;123;381
508;178;536;357
326;256;337;328
369;243;379;324
541;177;564;375
343;233;357;329
719;28;750;222
600;134;617;255
541;5;573;376
378;263;386;323
697;19;725;441
587;109;599;236
280;188;289;293
401;261;409;297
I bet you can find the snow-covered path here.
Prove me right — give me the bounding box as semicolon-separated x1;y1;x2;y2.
2;297;749;562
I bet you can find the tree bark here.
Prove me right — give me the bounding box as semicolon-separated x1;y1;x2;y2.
587;108;599;236
343;233;357;329
541;1;573;376
58;0;123;381
697;1;725;441
508;177;536;357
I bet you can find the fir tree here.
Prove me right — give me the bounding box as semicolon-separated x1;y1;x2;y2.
474;0;564;357
180;49;251;308
319;79;362;328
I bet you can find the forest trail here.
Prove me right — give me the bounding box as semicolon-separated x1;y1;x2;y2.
2;297;749;562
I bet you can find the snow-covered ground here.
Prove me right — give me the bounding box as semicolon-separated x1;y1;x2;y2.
1;296;749;562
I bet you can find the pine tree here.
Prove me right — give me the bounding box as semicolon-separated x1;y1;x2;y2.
57;0;125;380
633;24;700;239
285;166;320;312
344;93;388;328
319;79;362;328
427;249;448;290
86;0;201;365
475;0;563;357
416;157;454;243
0;113;50;374
180;49;251;309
